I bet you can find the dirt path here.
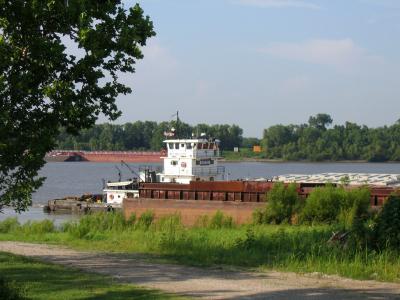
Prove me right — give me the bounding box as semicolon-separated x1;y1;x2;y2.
1;241;399;299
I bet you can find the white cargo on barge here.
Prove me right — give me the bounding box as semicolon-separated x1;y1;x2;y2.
274;173;400;187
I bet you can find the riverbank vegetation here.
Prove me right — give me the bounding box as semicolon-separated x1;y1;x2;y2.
1;188;400;282
56;122;244;152
0;252;183;300
55;114;400;163
263;114;400;162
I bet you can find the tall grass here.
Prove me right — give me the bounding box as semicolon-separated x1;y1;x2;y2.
1;211;399;282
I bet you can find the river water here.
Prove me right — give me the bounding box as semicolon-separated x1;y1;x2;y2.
1;161;399;223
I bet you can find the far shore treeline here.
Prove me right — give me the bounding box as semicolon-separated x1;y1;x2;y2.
56;114;400;162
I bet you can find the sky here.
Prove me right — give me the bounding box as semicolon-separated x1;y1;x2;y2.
101;0;400;137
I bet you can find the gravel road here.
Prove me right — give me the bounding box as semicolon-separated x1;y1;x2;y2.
1;241;399;299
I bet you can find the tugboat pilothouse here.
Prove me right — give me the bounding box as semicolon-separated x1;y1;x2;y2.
160;136;225;184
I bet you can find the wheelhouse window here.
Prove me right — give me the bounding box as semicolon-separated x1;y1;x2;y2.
186;143;192;149
168;143;173;149
175;143;179;149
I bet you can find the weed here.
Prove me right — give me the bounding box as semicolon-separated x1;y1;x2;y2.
209;211;235;229
21;219;55;235
135;210;154;230
0;217;20;233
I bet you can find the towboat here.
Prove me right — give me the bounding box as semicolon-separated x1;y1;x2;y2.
103;179;140;205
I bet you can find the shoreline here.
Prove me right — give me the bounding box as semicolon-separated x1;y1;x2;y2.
222;158;400;164
44;158;400;164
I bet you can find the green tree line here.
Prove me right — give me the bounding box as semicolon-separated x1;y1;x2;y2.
56;121;244;151
56;113;400;162
262;113;400;162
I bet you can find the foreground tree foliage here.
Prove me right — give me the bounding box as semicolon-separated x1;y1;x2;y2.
0;1;155;211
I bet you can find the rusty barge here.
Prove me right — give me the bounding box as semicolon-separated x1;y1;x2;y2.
122;178;399;225
121;132;400;225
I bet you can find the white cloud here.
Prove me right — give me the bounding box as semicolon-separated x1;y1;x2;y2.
259;38;383;70
236;0;320;9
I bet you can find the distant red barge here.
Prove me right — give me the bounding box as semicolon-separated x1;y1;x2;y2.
45;150;162;163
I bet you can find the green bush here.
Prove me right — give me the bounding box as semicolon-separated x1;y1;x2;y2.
337;187;370;229
375;195;400;249
264;182;300;224
0;218;20;233
301;185;346;224
0;277;27;300
301;186;371;227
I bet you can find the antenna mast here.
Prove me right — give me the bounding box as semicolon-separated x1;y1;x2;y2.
176;110;179;138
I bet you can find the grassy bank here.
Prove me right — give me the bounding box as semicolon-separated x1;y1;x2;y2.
0;251;184;300
1;213;400;283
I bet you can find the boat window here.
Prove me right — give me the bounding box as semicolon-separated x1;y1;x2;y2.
175;143;179;149
186;143;192;149
210;160;214;164
168;143;173;149
198;143;203;149
181;143;185;148
171;160;178;166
